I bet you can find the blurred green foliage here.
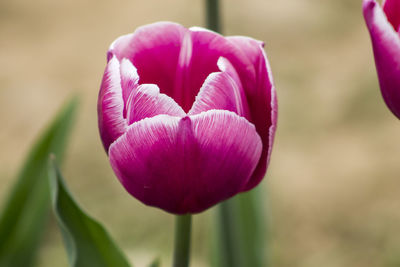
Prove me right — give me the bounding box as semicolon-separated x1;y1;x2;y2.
48;158;130;267
0;98;78;267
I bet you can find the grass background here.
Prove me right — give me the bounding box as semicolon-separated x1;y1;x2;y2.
1;0;400;266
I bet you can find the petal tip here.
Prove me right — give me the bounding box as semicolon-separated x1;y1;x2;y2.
363;0;377;16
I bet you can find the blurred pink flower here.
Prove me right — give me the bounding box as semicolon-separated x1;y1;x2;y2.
363;0;400;119
98;22;277;214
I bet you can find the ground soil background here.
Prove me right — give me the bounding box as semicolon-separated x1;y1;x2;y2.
1;0;400;266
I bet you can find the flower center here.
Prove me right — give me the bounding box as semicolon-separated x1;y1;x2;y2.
134;31;220;113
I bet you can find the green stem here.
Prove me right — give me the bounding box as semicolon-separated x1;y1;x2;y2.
173;215;192;267
206;0;241;266
206;0;221;33
217;200;241;267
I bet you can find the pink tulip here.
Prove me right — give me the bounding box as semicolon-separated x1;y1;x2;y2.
98;22;277;214
363;0;400;119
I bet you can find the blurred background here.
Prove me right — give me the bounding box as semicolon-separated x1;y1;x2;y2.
1;0;400;266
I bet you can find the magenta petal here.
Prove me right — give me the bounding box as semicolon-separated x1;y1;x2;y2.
98;56;127;152
189;28;260;96
108;22;188;105
172;31;194;111
188;72;241;115
126;84;185;124
363;0;400;119
188;57;250;117
226;36;277;191
181;28;231;109
120;59;139;115
186;28;256;107
383;0;400;31
108;110;262;214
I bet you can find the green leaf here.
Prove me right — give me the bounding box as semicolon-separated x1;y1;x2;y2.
148;258;160;267
213;187;266;267
0;97;78;267
48;158;131;267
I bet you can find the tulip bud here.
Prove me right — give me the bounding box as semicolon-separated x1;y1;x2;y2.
363;0;400;119
98;22;277;214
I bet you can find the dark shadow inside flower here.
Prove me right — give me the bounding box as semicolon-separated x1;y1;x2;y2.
382;0;400;33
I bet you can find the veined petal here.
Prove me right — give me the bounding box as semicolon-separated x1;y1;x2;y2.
363;0;400;119
188;57;249;118
108;110;262;214
126;84;185;124
184;30;278;186
227;36;277;191
188;27;255;79
120;58;139;115
184;28;256;110
383;0;400;32
217;57;251;117
189;28;265;97
107;33;133;62
108;24;269;116
108;22;188;104
98;56;127;152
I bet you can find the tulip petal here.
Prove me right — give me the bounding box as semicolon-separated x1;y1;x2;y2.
108;22;188;106
109;24;267;115
120;58;140;117
186;28;257;109
109;110;262;214
188;57;249;117
226;36;277;191
180;29;278;189
172;31;194;111
98;56;127;151
126;83;185;124
189;27;262;92
187;30;278;189
363;0;400;119
383;0;400;32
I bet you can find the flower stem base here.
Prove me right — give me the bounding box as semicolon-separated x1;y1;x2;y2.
173;214;192;267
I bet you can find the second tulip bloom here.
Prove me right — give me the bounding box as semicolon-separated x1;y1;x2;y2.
363;0;400;119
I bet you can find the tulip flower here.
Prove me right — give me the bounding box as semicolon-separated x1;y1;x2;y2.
363;0;400;119
98;22;277;214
